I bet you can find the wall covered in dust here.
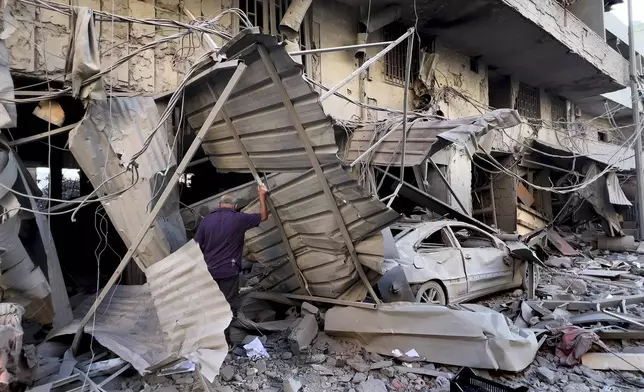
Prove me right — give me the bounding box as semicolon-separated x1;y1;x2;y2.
433;40;488;119
5;0;229;93
445;145;472;214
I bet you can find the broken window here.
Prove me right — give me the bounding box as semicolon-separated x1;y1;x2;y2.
515;83;541;122
382;22;419;86
550;95;567;128
451;226;496;249
418;228;451;249
237;0;293;35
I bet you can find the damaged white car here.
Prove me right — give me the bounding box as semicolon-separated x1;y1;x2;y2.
385;220;531;305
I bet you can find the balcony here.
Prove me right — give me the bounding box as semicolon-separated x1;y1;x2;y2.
337;0;629;101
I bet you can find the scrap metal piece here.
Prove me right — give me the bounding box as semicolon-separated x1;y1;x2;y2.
325;303;538;372
347;109;520;167
69;97;187;269
183;30;338;172
578;163;623;236
377;266;415;303
606;172;632;206
69;7;105;100
546;229;577;256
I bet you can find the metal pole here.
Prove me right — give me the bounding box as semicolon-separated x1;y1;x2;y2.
70;63;247;353
628;0;644;240
320;28;414;101
428;157;470;216
399;31;414;183
290;41;394;56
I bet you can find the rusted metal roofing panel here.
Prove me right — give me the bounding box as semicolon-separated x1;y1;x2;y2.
183;28;338;172
606;172;632;206
241;164;400;298
145;240;231;381
345;109;521;167
69;97;187;268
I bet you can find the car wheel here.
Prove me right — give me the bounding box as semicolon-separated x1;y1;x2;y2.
415;281;447;305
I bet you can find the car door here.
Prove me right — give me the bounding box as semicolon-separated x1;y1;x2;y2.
410;227;467;297
447;224;513;294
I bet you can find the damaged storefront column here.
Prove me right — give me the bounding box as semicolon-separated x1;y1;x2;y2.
70;62;247;353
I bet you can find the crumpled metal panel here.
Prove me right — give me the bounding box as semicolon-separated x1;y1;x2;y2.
48;285;167;374
145;240;231;382
69;97;187;268
241;164;400;298
0;40;16;129
183;29;338;172
325;302;538;372
345;109;521;167
606;172;632;206
0;148;53;325
49;241;231;382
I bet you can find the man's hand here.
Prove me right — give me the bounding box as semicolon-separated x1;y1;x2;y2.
257;184;269;222
258;184;268;198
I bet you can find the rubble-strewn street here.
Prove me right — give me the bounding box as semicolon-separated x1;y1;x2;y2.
2;0;644;391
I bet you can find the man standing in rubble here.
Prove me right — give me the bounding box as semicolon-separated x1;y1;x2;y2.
194;185;269;320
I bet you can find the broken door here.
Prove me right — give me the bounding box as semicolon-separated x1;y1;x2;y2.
449;225;512;294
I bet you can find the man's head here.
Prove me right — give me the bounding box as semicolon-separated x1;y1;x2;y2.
219;193;237;210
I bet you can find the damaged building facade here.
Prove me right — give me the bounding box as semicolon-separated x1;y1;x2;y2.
2;0;644;390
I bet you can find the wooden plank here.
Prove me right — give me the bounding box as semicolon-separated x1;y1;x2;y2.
581;353;644;371
597;330;644;340
517;183;535;207
580;269;628;278
547;229;577;256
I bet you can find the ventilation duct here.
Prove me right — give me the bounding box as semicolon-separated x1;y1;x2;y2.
279;0;313;40
359;5;402;33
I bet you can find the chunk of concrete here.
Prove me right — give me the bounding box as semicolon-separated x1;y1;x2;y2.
283;378;302;392
301;302;319;316
357;379;387;392
288;314;318;354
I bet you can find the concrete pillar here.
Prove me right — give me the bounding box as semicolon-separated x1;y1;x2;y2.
445;145;472;214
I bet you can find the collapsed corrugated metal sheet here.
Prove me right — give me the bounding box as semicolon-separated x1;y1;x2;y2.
325;303;538;372
145;240;231;382
579;163;623;236
0;39;16;129
241;164;400;298
48;285;167;374
0;148;54;325
49;241;230;382
345;109;521;167
531;139;635;172
183;28;338;172
606;172;632;206
69;97;187;268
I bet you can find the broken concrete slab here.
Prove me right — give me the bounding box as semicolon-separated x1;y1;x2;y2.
283;377;302;392
325;303;538;372
301;302;319;316
369;360;393;370
288;314;318;355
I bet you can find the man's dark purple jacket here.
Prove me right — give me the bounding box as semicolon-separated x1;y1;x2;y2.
194;207;262;280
